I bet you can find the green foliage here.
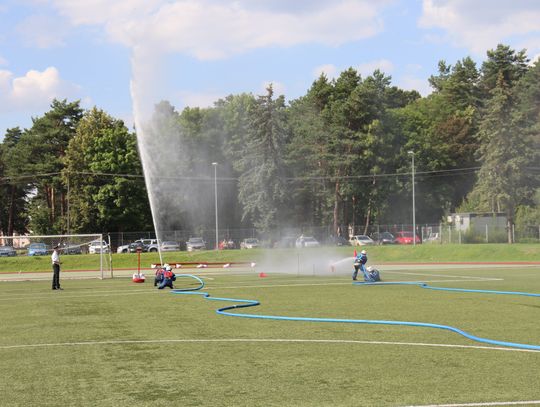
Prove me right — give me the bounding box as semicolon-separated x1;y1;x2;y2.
0;127;30;235
2;45;539;237
18;99;83;234
63;107;152;233
236;85;289;231
466;57;536;241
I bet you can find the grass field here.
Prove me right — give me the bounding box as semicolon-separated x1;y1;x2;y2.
1;256;539;406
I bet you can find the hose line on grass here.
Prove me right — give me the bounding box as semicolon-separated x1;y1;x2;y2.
171;275;540;351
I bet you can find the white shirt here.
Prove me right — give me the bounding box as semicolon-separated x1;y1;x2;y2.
51;250;60;265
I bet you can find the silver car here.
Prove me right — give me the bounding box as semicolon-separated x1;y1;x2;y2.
186;237;206;252
161;241;180;252
0;246;17;257
295;236;320;248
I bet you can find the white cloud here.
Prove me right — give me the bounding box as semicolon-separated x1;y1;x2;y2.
51;0;163;26
177;90;224;108
356;59;394;76
398;75;432;97
0;67;82;112
313;64;338;79
419;0;540;55
50;0;390;60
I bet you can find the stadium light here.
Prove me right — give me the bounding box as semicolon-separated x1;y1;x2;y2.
212;162;218;250
407;151;416;246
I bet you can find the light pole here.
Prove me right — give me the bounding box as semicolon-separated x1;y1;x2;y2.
212;162;218;250
407;151;416;246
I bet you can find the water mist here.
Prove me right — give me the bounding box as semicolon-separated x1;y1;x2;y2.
130;47;214;264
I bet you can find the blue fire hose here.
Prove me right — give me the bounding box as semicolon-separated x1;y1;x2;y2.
171;274;540;351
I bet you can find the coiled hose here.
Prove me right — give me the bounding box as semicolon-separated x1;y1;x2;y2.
171;274;540;351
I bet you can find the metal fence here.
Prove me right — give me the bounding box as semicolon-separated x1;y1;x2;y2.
106;223;540;250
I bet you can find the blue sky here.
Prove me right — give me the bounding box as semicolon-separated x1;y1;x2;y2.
1;0;539;134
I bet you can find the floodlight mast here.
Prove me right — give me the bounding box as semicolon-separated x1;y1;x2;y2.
212;162;218;250
408;151;416;246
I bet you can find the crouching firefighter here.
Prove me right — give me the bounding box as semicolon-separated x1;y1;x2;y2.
158;265;176;289
154;265;165;287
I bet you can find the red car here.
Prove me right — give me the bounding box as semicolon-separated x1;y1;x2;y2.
394;231;421;245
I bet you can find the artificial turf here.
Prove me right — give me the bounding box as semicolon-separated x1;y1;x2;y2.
0;265;539;406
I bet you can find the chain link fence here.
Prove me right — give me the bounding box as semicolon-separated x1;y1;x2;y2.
106;223;540;251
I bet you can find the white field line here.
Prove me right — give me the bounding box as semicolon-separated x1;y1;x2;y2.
383;270;501;280
402;400;540;406
0;338;539;353
0;278;504;301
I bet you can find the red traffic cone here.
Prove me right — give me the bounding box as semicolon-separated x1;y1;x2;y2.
353;249;357;257
259;272;267;278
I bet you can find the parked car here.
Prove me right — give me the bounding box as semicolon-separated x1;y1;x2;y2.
186;237;206;252
371;232;396;245
117;242;130;253
327;235;350;246
218;239;236;250
117;238;159;253
240;238;260;249
295;236;320;248
424;232;440;243
88;240;110;254
60;242;82;255
349;235;375;246
0;245;17;257
394;231;421;245
140;239;159;252
128;241;147;253
27;243;48;256
161;241;181;252
273;236;296;248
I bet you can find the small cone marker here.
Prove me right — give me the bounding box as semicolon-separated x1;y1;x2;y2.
259;272;267;278
353;249;357;257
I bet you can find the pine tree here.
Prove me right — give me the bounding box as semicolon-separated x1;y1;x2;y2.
470;72;534;242
236;85;289;232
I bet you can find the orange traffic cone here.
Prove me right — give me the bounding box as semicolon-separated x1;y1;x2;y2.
259;272;267;278
353;249;357;257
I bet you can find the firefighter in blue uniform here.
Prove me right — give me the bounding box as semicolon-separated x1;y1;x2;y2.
352;250;368;281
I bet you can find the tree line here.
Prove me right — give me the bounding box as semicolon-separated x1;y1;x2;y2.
1;44;539;243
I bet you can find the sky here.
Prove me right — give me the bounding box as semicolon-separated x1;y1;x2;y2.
1;0;539;134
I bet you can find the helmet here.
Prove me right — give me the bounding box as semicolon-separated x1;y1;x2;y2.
165;265;172;271
367;266;373;272
361;250;367;255
163;263;169;269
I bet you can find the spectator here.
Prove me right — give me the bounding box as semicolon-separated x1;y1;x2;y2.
51;245;62;290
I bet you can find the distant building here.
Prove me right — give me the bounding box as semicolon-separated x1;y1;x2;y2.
448;212;507;233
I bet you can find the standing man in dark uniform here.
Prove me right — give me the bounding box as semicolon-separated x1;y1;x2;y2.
51;245;62;290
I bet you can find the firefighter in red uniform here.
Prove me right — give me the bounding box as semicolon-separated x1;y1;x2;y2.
154;265;165;287
158;265;175;289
